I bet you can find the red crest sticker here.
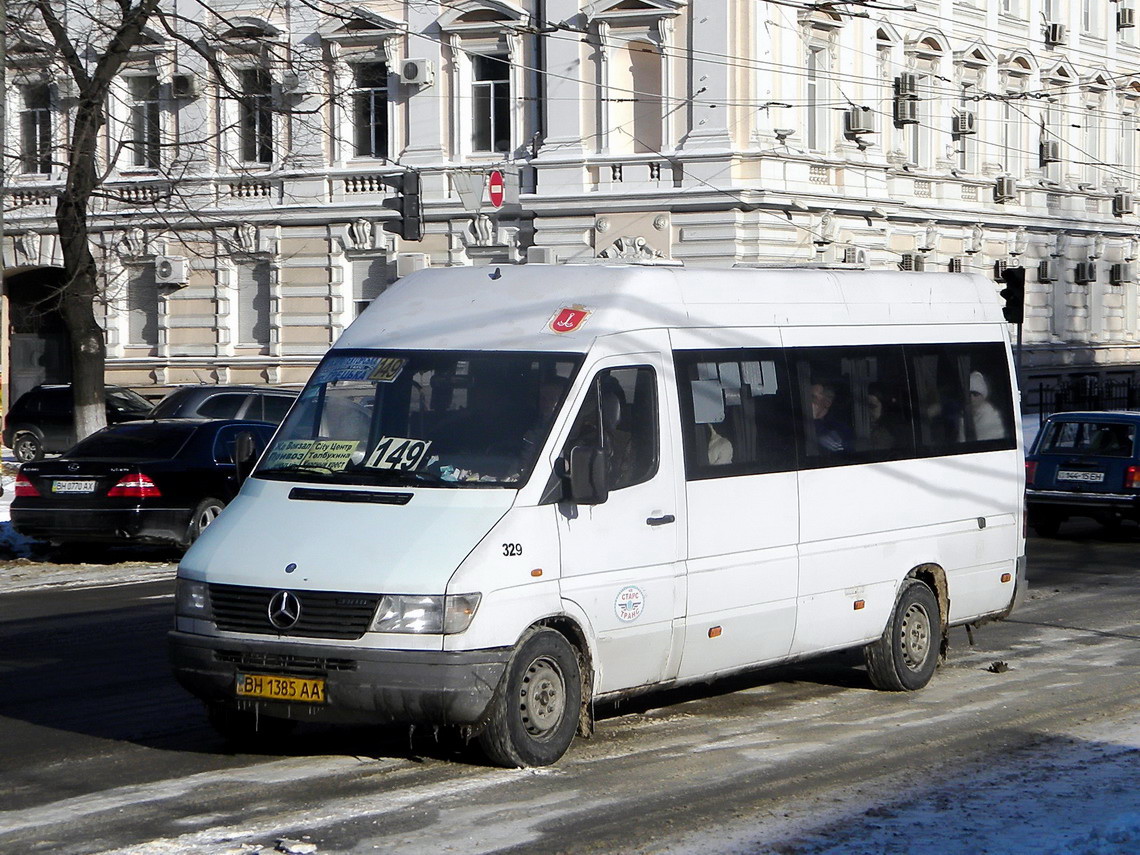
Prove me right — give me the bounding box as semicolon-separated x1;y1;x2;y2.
548;306;591;334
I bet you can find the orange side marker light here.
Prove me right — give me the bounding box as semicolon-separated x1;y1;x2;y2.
708;626;722;639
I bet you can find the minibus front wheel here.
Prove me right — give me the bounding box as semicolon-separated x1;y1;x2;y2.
478;627;583;767
864;579;941;692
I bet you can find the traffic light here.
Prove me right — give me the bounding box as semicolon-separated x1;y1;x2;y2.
383;170;423;241
999;267;1025;324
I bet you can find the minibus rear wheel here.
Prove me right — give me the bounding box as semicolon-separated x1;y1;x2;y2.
864;579;940;692
478;627;582;767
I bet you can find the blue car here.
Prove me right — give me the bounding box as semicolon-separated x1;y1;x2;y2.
1025;410;1140;536
11;419;276;549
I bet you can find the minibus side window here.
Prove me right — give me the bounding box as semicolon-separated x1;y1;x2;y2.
561;367;658;491
674;349;797;480
906;342;1016;455
791;345;914;468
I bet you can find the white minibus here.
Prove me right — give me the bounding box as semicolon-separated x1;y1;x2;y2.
170;265;1026;766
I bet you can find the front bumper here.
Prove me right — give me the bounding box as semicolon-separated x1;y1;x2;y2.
168;630;511;726
11;506;192;545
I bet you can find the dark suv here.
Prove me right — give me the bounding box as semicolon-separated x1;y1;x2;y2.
1025;410;1140;536
3;384;154;462
149;385;297;424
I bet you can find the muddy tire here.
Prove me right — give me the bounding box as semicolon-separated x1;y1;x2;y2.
478;627;582;767
864;579;941;692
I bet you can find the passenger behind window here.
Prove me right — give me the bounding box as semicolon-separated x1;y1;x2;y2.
706;423;733;464
861;383;902;451
967;370;1007;441
809;380;852;454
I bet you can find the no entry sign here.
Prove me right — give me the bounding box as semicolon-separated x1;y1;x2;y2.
487;170;505;208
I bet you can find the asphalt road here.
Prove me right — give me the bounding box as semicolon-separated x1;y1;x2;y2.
1;523;1139;855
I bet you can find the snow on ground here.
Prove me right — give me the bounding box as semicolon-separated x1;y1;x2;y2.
660;711;1140;855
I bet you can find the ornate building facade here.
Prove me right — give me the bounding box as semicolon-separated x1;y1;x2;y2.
5;0;1140;400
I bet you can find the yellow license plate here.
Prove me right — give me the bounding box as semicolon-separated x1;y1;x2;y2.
235;673;326;703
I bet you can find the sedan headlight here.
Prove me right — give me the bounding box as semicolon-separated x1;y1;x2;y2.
175;578;212;619
369;593;481;635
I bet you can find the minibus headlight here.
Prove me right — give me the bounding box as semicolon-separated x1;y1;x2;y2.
369;593;481;634
175;578;212;619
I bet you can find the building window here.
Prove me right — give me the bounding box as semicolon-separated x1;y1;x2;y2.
20;83;52;174
352;257;386;317
1001;99;1020;175
957;82;977;173
352;62;389;159
806;46;830;152
239;68;273;163
1081;0;1096;34
128;76;161;168
1084;105;1101;186
1121;112;1137;185
238;261;271;345
1043;101;1063;182
472;53;510;153
128;267;159;348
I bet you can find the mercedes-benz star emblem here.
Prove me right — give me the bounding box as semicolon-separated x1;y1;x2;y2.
267;590;302;630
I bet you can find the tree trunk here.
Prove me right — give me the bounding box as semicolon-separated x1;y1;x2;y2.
55;94;107;444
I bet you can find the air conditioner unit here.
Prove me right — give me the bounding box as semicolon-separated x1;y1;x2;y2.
995;175;1018;202
1045;22;1067;46
1120;7;1136;29
527;246;558;264
1114;191;1134;217
1111;262;1134;284
894;98;919;126
171;74;198;99
844;106;875;136
899;252;925;272
1076;261;1097;283
1040;139;1062;165
1038;260;1057;282
400;59;434;86
993;259;1009;279
895;73;919;98
952;111;977;136
948;257;964;273
155;255;189;285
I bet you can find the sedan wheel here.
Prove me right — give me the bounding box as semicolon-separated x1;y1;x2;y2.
187;497;225;546
12;432;43;463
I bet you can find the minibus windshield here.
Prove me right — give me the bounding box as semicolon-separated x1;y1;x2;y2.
256;350;582;487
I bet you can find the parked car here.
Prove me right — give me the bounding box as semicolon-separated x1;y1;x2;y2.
149;385;298;424
3;384;154;463
1025;410;1140;536
11;419;277;549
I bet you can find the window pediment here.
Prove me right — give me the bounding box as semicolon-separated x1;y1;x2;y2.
1082;69;1112;92
1041;59;1077;87
438;0;529;34
323;7;407;47
954;40;995;69
586;0;684;25
904;31;948;60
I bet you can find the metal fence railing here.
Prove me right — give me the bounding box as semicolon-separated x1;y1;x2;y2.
1025;376;1140;418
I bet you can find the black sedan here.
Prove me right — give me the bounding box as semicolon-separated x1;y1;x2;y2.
11;419;276;549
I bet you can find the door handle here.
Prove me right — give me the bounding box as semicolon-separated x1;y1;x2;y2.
646;514;676;526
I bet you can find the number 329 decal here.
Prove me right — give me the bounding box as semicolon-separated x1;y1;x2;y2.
502;543;523;557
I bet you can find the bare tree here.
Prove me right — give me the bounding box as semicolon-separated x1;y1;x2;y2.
4;0;343;442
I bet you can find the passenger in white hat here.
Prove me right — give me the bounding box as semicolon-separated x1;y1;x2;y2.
968;370;1006;441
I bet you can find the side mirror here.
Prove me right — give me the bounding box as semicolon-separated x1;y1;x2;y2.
565;445;609;505
232;431;258;482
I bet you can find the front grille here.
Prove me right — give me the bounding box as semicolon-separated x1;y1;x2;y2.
214;649;358;672
209;584;380;640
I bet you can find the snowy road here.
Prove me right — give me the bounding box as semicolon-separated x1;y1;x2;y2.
1;519;1139;855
